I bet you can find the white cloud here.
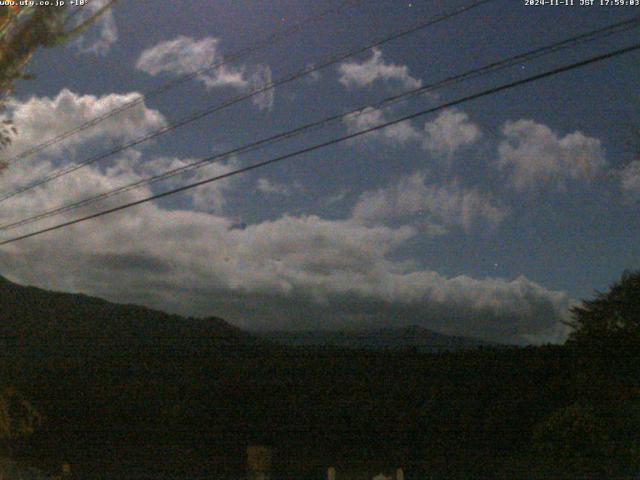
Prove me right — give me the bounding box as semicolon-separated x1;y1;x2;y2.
496;120;606;191
71;0;118;56
257;178;292;196
1;89;165;168
343;107;384;134
338;48;422;92
343;107;421;146
136;36;248;90
138;156;239;213
351;171;508;234
618;160;640;202
136;36;276;110
343;108;481;158
422;109;481;157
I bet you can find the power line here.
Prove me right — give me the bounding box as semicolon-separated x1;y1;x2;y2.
4;0;360;164
0;0;494;203
1;16;637;233
1;42;637;247
0;0;496;204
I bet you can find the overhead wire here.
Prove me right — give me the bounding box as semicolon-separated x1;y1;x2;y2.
4;0;360;163
0;42;637;246
0;0;496;204
0;16;637;233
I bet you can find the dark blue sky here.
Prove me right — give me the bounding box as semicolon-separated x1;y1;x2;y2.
1;0;638;343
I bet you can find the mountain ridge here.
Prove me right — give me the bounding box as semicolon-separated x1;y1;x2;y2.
256;324;495;352
0;274;494;353
0;274;262;359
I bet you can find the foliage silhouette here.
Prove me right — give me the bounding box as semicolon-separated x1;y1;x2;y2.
0;2;117;166
567;269;640;348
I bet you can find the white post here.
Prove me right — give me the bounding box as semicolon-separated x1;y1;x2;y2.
328;466;336;480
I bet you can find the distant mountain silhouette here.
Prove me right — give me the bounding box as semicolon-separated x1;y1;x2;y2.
257;325;494;352
0;274;492;356
0;274;261;360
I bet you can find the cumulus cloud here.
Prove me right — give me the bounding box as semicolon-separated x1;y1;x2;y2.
71;0;118;56
618;160;640;202
338;48;422;92
136;36;248;90
137;156;239;213
343;107;420;145
351;171;508;234
496;120;606;191
343;108;481;158
136;36;276;110
2;89;166;162
422;109;481;157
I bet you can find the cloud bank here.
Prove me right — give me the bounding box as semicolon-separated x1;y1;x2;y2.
0;90;575;345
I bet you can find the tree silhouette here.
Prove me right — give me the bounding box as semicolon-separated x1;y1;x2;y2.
531;402;614;478
0;1;117;168
559;270;640;477
566;270;640;349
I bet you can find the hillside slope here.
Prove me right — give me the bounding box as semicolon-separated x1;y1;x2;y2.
0;275;258;359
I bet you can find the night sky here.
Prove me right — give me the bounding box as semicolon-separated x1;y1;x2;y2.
0;0;638;344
